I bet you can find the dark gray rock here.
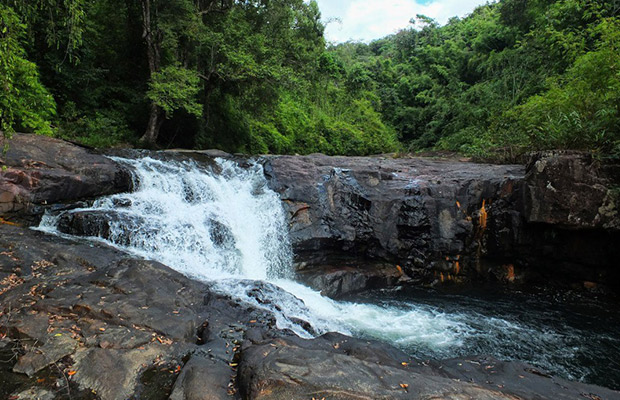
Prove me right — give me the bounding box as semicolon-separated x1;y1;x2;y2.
297;263;404;298
13;334;78;377
0;134;131;221
264;152;620;292
524;151;620;230
56;210;238;258
1;222;619;399
0;223;301;400
71;344;191;400
264;154;523;283
427;355;620;400
0;224;234;400
56;210;146;244
169;349;234;400
483;152;620;290
238;334;620;400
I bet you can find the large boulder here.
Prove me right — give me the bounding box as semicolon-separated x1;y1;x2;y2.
483;151;620;289
264;154;524;283
264;152;620;291
0;134;131;220
0;224;313;399
0;224;240;400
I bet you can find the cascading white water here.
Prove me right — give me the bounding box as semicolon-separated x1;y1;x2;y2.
79;156;291;281
37;155;620;388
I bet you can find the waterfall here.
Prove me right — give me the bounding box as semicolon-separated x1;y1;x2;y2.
36;155;620;387
37;155;468;341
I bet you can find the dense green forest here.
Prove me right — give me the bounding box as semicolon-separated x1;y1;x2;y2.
1;0;619;159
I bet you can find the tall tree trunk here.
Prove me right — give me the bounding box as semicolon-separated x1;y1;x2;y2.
139;0;162;146
141;103;162;145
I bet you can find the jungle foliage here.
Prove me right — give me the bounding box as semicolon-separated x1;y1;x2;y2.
330;0;620;160
0;0;618;159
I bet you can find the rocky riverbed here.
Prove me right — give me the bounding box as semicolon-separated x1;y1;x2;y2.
1;134;620;399
2;224;619;400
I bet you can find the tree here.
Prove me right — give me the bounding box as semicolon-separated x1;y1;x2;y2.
8;0;87;64
147;64;201;119
0;4;55;138
139;0;163;145
138;0;233;146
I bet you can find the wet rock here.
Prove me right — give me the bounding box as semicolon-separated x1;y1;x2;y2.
0;134;131;222
297;263;403;298
483;152;620;290
166;148;233;159
56;210;146;243
239;335;517;400
169;350;233;400
265;152;620;291
1;224;619;399
427;355;620;400
0;224;273;400
56;209;240;258
0;224;210;399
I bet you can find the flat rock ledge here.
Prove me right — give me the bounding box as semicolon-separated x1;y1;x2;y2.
1;224;619;400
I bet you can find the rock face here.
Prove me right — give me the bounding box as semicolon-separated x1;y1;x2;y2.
264;155;522;286
264;152;620;294
0;224;281;400
0;134;131;220
524;151;620;230
484;151;620;290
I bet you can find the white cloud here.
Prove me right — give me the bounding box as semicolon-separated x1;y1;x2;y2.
315;0;490;43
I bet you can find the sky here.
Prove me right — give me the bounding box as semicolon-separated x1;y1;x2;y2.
314;0;490;43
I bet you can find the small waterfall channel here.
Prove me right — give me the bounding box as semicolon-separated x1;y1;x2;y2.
37;155;620;389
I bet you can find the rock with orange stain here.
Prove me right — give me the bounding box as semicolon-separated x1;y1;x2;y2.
265;152;525;287
505;264;515;283
479;200;488;230
584;281;598;290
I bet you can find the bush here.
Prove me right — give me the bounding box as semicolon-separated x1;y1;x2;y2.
59;108;133;148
